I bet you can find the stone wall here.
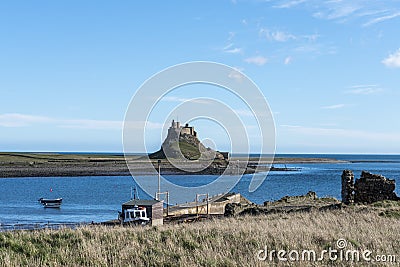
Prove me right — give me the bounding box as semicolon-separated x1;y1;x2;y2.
341;170;399;204
341;170;354;204
354;171;399;203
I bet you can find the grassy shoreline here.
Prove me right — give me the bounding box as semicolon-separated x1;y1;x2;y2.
0;205;399;266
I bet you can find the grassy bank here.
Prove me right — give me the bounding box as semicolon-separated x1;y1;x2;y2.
1;206;399;266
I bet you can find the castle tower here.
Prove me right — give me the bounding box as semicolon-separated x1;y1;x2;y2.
166;120;180;140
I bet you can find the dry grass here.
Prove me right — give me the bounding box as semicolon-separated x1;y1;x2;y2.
0;208;399;266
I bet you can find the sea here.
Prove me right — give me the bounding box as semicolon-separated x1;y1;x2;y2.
1;154;400;229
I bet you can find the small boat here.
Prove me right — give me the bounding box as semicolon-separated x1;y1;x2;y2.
38;198;63;208
122;205;150;225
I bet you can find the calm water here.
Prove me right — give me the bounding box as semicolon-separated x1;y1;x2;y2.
1;154;399;226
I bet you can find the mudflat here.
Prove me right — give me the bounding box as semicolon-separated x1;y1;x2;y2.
0;152;346;178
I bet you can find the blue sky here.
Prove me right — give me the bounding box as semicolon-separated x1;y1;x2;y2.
0;0;400;153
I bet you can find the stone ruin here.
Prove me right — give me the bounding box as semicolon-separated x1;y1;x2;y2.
341;170;400;204
341;170;355;204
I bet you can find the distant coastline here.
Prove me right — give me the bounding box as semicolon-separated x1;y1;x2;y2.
1;152;396;178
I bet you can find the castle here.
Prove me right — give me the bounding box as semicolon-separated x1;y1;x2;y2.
167;120;197;139
149;120;229;161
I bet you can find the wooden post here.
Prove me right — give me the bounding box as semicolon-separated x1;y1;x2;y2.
157;160;161;199
195;194;198;216
206;193;209;215
166;191;169;217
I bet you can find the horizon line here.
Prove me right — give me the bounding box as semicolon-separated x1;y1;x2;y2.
1;151;400;156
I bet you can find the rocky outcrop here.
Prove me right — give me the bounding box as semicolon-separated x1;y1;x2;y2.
225;192;341;216
264;191;317;205
341;170;399;204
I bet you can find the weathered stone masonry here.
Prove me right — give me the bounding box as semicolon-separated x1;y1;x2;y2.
341;170;355;204
341;170;399;204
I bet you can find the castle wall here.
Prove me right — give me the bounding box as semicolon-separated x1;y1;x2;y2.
180;127;193;135
167;127;179;140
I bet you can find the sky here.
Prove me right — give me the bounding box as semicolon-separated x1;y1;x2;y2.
0;0;400;154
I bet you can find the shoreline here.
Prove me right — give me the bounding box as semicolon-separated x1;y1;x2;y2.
0;152;348;178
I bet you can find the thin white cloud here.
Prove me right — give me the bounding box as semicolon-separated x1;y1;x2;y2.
314;4;360;20
349;84;377;88
259;28;320;58
223;43;234;50
363;12;400;27
222;38;242;54
280;124;302;128
302;33;320;41
0;113;123;130
284;56;292;65
319;123;338;127
228;67;245;82
294;44;319;53
259;28;296;42
382;49;400;68
161;96;212;104
59;119;123;130
245;56;268;66
281;124;400;142
0;113;52;127
271;0;400;26
123;121;163;130
225;47;242;54
321;104;345;109
271;31;296;42
273;0;307;9
346;85;383;95
234;109;254;117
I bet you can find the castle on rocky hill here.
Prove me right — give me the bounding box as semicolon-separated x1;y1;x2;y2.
149;120;228;161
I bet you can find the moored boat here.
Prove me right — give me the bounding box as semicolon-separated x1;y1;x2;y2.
38;198;62;208
122;205;150;225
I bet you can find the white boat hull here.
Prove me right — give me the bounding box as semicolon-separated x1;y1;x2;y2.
38;198;63;208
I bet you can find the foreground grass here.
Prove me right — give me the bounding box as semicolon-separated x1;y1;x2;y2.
1;208;399;266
